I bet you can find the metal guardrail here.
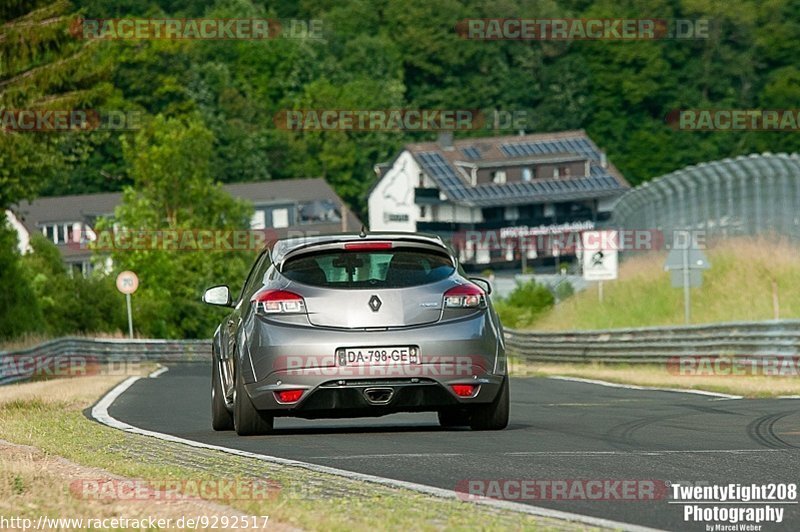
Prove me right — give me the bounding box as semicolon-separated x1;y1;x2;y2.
505;320;800;363
2;319;799;386
0;337;211;386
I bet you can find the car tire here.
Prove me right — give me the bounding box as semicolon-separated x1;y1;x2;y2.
470;377;509;431
438;409;471;427
233;365;274;436
211;360;234;431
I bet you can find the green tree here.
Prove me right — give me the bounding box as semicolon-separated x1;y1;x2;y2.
0;0;112;207
96;114;254;338
0;220;43;339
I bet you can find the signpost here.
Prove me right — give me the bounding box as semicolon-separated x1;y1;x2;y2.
664;231;710;324
582;231;619;302
116;271;139;339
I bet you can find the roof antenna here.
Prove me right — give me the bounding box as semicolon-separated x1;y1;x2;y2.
359;225;367;238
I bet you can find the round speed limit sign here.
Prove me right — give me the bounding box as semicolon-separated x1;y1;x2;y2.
116;271;139;295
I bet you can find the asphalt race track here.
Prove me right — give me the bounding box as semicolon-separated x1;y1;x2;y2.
105;364;800;531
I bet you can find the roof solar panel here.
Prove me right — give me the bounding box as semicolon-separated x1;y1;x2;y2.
500;137;602;161
462;146;481;160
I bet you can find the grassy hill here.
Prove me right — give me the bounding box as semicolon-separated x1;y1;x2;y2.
526;238;800;331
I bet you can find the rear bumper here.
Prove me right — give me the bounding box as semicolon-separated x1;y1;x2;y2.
245;376;505;418
242;312;505;415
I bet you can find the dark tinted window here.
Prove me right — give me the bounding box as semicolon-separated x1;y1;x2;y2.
282;249;454;288
239;250;271;301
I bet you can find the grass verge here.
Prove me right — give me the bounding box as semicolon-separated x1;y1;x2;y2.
527;237;800;330
513;360;800;398
0;373;591;531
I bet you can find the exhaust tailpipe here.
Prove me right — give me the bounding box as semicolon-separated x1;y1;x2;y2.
364;387;394;404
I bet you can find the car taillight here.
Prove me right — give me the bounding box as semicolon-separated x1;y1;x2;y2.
274;389;304;403
451;384;477;397
443;283;484;308
252;289;306;314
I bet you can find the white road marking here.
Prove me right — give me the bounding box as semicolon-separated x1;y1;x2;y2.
148;365;169;378
504;449;783;456
310;449;783;460
91;375;662;532
548;376;743;399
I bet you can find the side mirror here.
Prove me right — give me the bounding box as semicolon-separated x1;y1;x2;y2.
202;285;232;307
469;277;492;295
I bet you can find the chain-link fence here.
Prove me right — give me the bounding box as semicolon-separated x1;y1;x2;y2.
612;153;800;244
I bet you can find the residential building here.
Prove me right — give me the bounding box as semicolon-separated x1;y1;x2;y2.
368;130;629;269
7;178;360;275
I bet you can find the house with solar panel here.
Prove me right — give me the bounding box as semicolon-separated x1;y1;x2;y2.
368;130;630;269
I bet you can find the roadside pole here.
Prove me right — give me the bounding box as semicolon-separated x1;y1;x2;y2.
126;293;134;339
682;244;690;324
116;271;139;340
664;231;710;326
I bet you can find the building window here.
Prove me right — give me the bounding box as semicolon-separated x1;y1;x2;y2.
522;168;532;182
419;205;427;218
482;206;504;222
298;200;341;224
40;222;81;245
491;170;507;184
554;166;570;178
251;210;266;229
271;208;289;228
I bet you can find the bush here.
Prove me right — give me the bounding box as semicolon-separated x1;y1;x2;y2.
554;280;575;302
23;235;126;336
494;280;555;329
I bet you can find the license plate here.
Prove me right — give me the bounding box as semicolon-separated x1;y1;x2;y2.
338;347;418;366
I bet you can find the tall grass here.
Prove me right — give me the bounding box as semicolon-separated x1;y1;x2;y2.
526;237;800;330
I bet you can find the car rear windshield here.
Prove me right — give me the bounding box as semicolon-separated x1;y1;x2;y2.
282;248;455;288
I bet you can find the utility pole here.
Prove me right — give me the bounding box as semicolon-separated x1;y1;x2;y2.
682;243;691;324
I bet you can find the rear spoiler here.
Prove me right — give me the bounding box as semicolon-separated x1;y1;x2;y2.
278;238;453;270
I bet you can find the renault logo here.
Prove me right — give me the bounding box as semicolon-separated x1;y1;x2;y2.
368;295;382;312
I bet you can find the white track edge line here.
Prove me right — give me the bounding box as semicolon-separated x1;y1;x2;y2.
90;376;663;532
548;376;743;399
148;365;169;378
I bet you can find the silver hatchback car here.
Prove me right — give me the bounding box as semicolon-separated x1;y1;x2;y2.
202;232;508;435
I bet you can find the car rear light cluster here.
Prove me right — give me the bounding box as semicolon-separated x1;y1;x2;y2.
274;389;304;403
443;283;485;308
451;384;477;397
252;289;306;314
